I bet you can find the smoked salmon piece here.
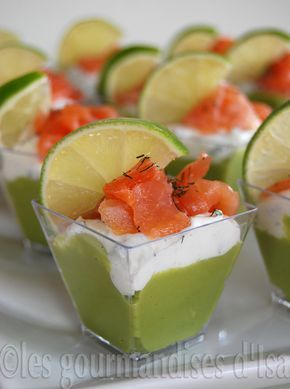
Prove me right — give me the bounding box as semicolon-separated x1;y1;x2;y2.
261;178;290;199
98;155;239;237
36;104;118;159
174;178;239;217
173;155;239;216
251;102;272;121
196;179;239;216
102;157;190;238
98;199;137;235
77;46;119;73
258;53;290;98
182;84;261;133
175;153;212;186
115;83;144;106
44;69;83;104
131;179;190;239
211;36;234;55
104;157;164;206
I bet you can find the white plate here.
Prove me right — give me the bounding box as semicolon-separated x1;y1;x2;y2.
0;201;290;389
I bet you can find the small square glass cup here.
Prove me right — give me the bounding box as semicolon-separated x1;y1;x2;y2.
167;128;248;190
0;147;47;251
32;199;256;359
239;180;290;309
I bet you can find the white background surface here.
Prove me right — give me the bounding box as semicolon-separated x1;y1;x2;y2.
1;1;290;388
0;0;290;59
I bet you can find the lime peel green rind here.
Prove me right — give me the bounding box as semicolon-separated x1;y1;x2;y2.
243;100;290;201
227;28;290;83
139;52;231;124
0;42;47;86
40;118;188;207
0;71;47;108
167;25;218;58
98;45;160;100
0;41;47;60
58;18;122;68
0;71;50;147
56;117;189;156
231;28;290;47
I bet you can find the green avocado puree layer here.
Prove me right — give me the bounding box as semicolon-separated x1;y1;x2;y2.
5;177;46;246
52;232;241;354
255;222;290;300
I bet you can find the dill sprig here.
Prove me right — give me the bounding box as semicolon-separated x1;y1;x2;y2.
122;172;133;179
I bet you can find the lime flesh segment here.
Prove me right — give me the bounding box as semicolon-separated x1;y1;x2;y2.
0;43;47;85
168;25;218;57
58;18;122;68
0;29;19;46
98;45;160;103
41;118;188;219
139;52;231;124
228;29;290;84
243;101;290;202
0;72;50;147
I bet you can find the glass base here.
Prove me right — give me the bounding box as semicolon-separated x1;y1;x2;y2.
81;324;206;361
271;287;290;310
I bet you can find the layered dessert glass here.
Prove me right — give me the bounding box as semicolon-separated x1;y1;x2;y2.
167;125;251;188
138;52;271;188
33;199;256;357
167;82;270;188
98;45;160;117
1;142;45;248
227;29;290;109
0;100;118;250
59;19;122;103
0;68;85;249
240;181;290;309
32;123;256;357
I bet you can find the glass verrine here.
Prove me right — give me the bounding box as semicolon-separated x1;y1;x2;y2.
33;200;256;358
166;127;249;190
239;180;290;309
0;146;47;250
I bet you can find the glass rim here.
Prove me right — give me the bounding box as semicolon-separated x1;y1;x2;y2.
238;179;290;202
32;199;257;250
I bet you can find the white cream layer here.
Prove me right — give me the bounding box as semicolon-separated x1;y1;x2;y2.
52;97;78;110
65;214;241;296
1;138;41;181
256;189;290;239
170;124;256;161
66;67;100;104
